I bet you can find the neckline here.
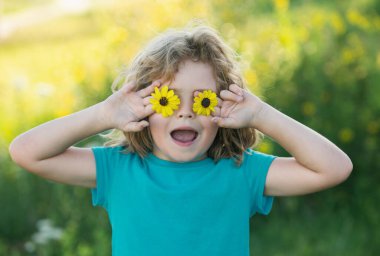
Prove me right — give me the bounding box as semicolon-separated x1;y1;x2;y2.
145;152;214;169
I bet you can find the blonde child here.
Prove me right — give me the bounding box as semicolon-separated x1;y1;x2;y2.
9;24;353;256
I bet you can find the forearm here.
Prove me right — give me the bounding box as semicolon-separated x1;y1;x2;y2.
254;103;353;175
10;101;112;161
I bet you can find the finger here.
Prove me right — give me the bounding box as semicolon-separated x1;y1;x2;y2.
220;89;243;102
144;104;155;116
143;96;153;105
216;96;222;107
138;80;162;97
229;84;244;96
211;106;221;117
123;121;149;132
120;80;137;94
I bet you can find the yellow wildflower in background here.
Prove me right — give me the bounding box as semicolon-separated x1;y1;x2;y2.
302;102;316;116
150;85;180;117
347;9;370;29
274;0;289;12
339;128;354;143
330;13;346;35
193;90;218;116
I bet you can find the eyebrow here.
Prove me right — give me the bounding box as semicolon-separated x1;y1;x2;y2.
169;87;214;93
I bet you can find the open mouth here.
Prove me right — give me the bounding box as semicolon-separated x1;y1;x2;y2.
170;129;198;144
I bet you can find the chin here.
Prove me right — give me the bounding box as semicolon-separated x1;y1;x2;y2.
156;149;206;163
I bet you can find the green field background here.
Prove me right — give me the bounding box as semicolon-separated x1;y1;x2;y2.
1;0;379;255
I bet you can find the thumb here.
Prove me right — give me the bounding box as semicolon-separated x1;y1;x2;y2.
123;120;149;132
211;116;235;128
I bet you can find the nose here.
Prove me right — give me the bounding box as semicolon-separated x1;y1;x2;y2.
176;98;194;119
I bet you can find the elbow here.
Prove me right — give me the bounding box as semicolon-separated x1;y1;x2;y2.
342;153;353;179
335;154;353;184
9;137;34;172
9;139;24;168
9;138;21;165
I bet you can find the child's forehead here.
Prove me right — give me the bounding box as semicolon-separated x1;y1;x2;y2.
164;61;219;92
167;82;218;93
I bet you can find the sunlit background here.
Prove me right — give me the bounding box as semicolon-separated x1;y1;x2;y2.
1;0;379;255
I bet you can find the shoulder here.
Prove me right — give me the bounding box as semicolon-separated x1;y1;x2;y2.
91;145;133;154
215;148;277;171
91;145;138;163
91;145;127;153
243;148;278;165
241;148;278;177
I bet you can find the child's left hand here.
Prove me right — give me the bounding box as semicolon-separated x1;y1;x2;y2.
211;84;266;129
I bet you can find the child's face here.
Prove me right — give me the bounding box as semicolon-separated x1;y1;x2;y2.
148;60;219;162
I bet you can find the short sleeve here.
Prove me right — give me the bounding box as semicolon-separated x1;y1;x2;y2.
91;146;124;210
243;149;277;217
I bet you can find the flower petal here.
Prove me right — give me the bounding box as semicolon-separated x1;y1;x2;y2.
150;98;158;105
161;85;168;97
161;107;167;117
165;107;173;116
154;104;161;112
167;89;174;98
154;87;160;97
209;92;217;99
210;98;218;105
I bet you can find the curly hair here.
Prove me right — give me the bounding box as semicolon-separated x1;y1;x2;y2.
100;22;264;166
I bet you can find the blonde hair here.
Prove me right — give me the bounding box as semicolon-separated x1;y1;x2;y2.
101;22;264;166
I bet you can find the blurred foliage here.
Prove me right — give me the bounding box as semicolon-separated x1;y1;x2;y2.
1;0;379;255
1;0;51;14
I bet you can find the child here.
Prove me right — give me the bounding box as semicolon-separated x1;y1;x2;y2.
9;23;353;256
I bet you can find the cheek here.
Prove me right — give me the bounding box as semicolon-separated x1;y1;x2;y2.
200;116;217;127
200;117;219;135
148;114;160;127
148;114;168;137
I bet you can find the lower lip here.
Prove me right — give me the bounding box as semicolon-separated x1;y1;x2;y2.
171;136;197;147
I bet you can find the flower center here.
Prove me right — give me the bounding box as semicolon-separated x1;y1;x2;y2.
201;98;210;108
159;97;168;106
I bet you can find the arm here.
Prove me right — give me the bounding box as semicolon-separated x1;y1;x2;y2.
9;103;110;188
212;84;353;197
253;103;353;196
9;80;160;188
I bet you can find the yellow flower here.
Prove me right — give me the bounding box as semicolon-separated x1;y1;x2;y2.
150;85;180;117
192;90;218;116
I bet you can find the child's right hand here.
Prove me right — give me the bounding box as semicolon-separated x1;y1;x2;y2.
101;80;161;132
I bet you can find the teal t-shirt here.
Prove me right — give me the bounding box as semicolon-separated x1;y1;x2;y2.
91;146;277;256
